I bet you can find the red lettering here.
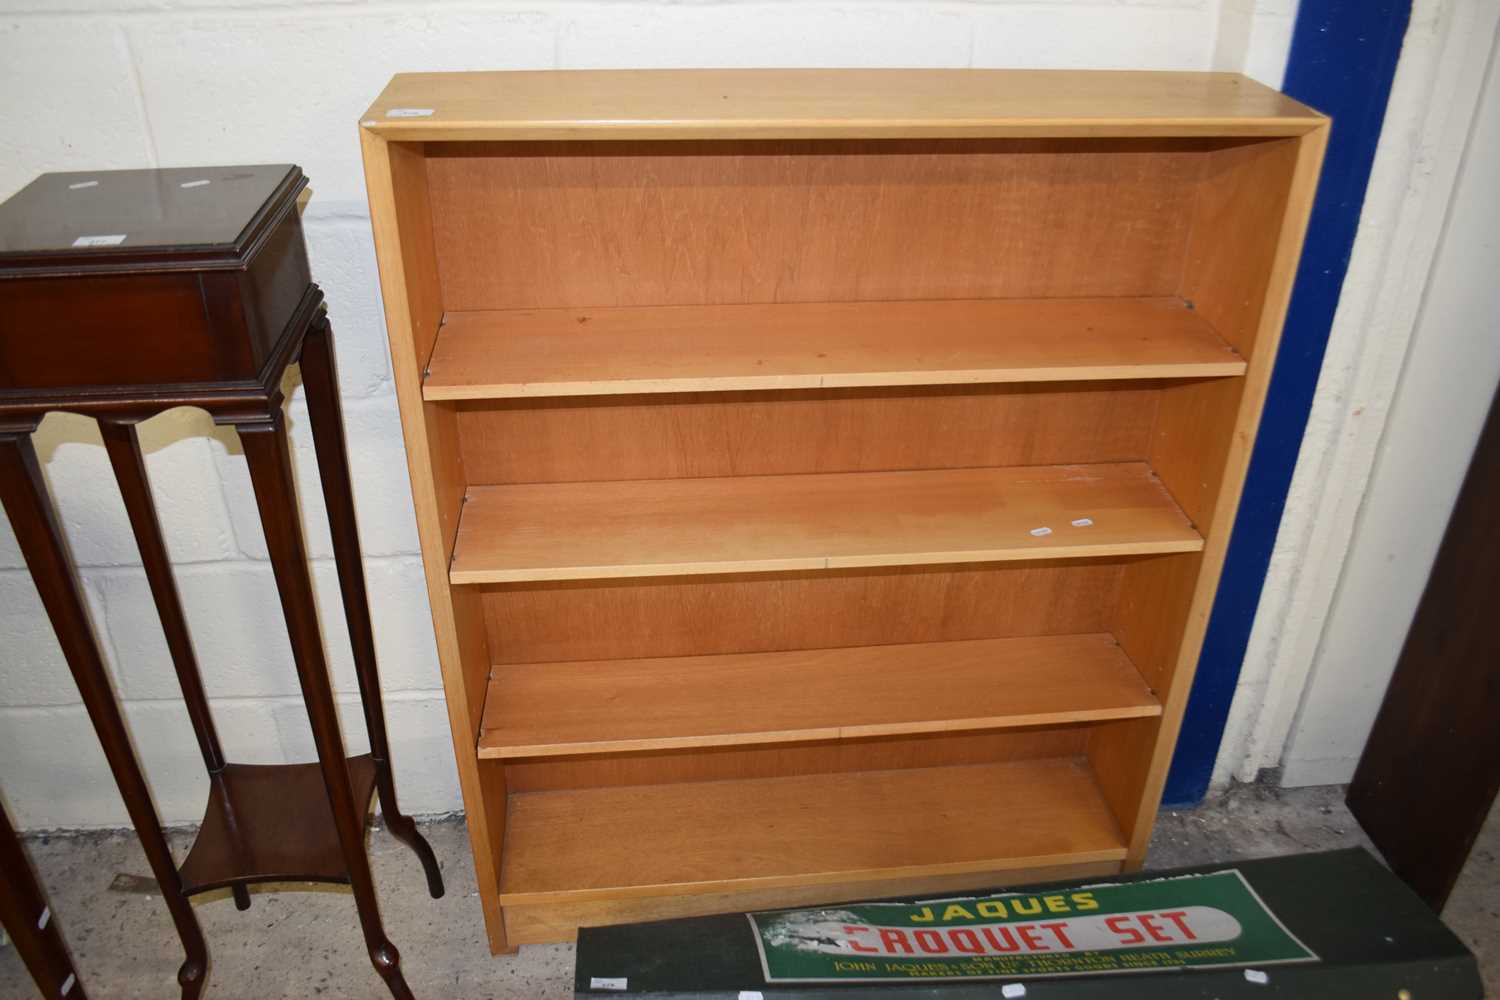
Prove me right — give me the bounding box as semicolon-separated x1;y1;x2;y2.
1040;921;1075;949
949;929;985;955
1140;914;1173;944
914;930;949;954
980;926;1021;953
1105;915;1146;947
1016;925;1050;951
1161;911;1198;941
878;928;913;954
842;925;877;953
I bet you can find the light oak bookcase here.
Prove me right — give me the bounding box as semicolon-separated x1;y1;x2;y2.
359;69;1327;953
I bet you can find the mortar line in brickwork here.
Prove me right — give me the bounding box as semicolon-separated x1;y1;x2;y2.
0;551;424;579
0;689;447;717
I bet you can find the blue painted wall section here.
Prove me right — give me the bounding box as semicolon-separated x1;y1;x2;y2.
1163;0;1414;805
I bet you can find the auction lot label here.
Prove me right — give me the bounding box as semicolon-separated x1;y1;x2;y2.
749;870;1316;983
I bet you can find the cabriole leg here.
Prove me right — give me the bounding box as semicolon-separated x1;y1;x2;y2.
299;313;444;900
235;410;414;1000
0;429;209;999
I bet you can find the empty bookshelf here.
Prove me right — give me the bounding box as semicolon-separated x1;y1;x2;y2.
360;69;1327;953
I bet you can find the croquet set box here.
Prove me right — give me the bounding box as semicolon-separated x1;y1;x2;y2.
574;849;1480;998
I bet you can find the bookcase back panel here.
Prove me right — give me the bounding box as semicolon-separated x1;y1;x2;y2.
502;725;1091;792
481;560;1125;665
458;383;1161;485
423;139;1209;311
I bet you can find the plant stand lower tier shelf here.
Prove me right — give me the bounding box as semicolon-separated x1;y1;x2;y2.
178;757;380;895
497;757;1126;945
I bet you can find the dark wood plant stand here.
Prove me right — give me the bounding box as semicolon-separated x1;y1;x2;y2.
0;165;442;999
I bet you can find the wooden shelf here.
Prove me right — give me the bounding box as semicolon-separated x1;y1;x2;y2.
479;634;1160;759
450;462;1202;584
498;758;1126;904
179;756;377;894
423;297;1244;401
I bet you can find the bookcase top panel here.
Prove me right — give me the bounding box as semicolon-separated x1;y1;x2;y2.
361;69;1324;141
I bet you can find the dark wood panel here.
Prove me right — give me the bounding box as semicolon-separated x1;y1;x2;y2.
1348;386;1500;910
0;273;228;387
0;164;300;271
0;212;309;392
239;211;312;374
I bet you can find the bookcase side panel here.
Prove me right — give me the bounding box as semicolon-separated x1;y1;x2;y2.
1094;128;1331;861
363;131;510;952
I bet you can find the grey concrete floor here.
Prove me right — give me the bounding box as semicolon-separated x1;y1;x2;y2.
2;784;1494;999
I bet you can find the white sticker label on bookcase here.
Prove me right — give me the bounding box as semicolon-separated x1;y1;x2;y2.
386;107;435;118
71;234;127;247
589;978;627;991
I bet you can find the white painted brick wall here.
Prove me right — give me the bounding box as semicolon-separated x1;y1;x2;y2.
0;0;1297;830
